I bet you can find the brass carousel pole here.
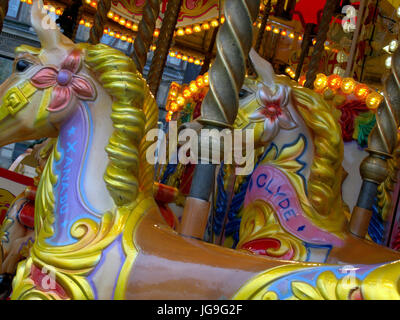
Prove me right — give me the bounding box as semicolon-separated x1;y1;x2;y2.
254;0;272;54
304;0;340;88
131;0;161;74
294;23;314;81
147;0;183;97
89;0;112;44
0;0;9;33
71;1;85;42
179;0;261;239
349;49;400;238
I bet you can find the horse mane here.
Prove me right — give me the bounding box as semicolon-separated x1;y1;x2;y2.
79;43;158;206
275;75;347;234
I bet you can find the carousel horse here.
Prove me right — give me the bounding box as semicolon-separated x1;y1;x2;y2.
175;49;399;264
0;1;400;300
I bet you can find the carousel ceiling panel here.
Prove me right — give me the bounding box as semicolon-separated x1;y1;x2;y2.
111;0;223;27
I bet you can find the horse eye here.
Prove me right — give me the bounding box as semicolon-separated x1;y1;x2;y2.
15;60;31;72
239;89;251;99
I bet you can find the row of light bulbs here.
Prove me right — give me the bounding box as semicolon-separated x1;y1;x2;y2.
298;73;383;111
166;73;209;122
106;10;225;39
21;0;64;15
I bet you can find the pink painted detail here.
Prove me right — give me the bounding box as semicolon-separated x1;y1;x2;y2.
244;165;344;246
30;49;96;112
240;238;294;260
31;264;69;299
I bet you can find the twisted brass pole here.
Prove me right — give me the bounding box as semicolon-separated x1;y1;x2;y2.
131;0;161;74
304;0;340;88
254;0;272;54
0;0;9;33
180;0;261;239
350;48;400;238
294;23;315;81
89;0;111;45
147;0;183;97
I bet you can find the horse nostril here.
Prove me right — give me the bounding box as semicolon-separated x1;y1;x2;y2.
0;273;13;300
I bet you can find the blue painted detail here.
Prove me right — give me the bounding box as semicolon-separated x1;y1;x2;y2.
265;263;376;300
160;162;178;185
79;102;102;215
368;197;384;245
297;225;306;232
304;242;332;263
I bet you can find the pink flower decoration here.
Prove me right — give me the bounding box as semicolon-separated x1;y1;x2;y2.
31;49;96;112
249;85;297;143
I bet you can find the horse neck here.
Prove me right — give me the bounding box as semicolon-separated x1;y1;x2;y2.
44;89;114;245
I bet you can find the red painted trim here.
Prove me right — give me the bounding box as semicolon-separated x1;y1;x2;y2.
0;168;34;187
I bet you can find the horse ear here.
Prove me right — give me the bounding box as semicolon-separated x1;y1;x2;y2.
249;48;275;88
31;0;73;50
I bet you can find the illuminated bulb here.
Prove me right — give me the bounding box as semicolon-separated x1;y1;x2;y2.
182;55;188;61
289;33;294;39
177;95;185;107
188;57;194;63
85;0;91;3
126;21;132;28
341;77;356;94
390;40;398;52
185;27;193;35
132;24;138;31
327;74;342;91
366;92;383;110
169;52;176;57
211;19;219;27
127;37;133;43
314;73;328;92
285;67;291;74
354;84;370;100
183;88;192;99
177;53;182;59
298;75;306;86
151;45;156;51
79;19;85;25
385;56;392;69
281;30;287;36
193;24;202;33
221;16;225;24
84;21;91;28
257;22;262;28
119;18;126;26
103;28;108;34
194;59;201;65
266;25;272;31
203;73;209;85
154;29;160;37
298;35;303;41
312;39;317;45
107;11;114;18
196;76;205;88
397;6;400;18
56;9;62;15
109;31;115;37
90;1;97;7
113;15;119;22
202;23;210;30
121;35;127;42
27;0;32;4
50;7;55;12
273;28;280;34
189;81;198;93
170;101;179;112
177;28;185;36
115;33;121;39
21;0;26;3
